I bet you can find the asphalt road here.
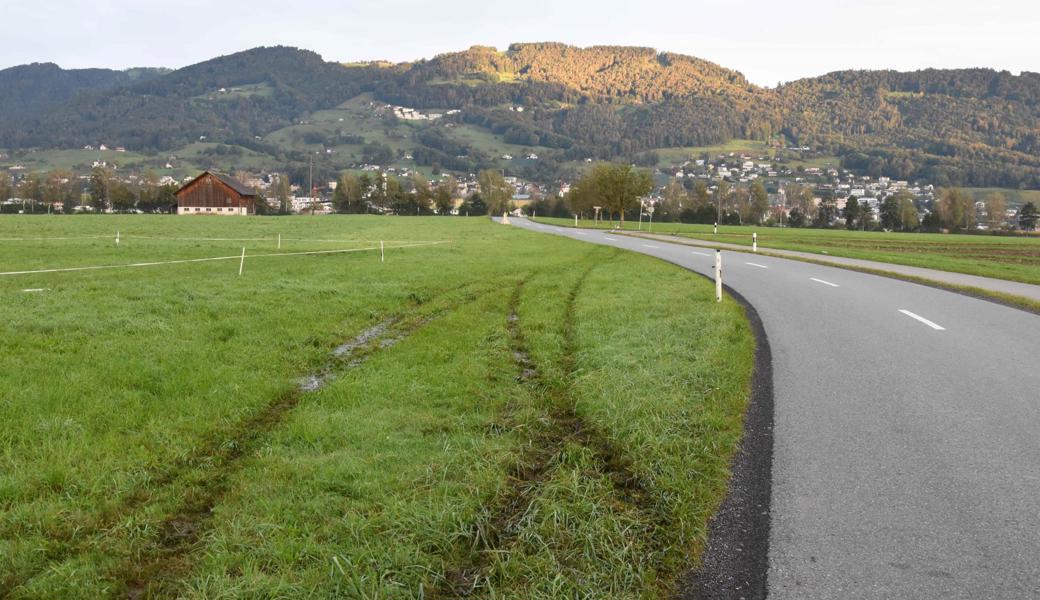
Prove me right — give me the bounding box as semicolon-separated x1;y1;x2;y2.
505;217;1040;599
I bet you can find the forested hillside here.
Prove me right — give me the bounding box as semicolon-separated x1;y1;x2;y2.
0;63;166;119
779;70;1040;188
1;44;1038;188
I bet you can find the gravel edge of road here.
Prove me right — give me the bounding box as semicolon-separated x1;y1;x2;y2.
675;276;775;600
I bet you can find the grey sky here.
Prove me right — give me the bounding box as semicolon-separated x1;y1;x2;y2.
2;0;1037;86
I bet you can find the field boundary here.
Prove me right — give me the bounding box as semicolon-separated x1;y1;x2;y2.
0;241;450;277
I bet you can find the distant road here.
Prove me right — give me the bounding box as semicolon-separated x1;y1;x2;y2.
507;217;1040;599
624;230;1040;304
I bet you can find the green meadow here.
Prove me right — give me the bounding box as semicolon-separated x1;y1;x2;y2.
0;215;752;598
532;216;1040;286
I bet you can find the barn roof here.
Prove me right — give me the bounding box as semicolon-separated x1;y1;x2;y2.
178;171;257;197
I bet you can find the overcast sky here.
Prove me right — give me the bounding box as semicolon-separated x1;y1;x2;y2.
2;0;1037;86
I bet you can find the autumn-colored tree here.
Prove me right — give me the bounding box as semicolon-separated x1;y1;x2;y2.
984;192;1007;229
478;170;513;215
749;180;769;224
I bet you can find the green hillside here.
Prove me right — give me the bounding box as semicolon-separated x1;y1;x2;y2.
1;44;1039;189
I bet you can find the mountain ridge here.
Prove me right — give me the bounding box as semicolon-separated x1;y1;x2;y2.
1;44;1038;188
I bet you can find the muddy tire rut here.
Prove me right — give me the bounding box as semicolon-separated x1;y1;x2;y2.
437;259;667;598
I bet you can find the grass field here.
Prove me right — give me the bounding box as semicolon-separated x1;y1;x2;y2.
0;215;753;598
531;217;1040;286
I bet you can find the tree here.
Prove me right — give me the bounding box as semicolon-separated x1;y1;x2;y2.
0;172;12;204
660;180;686;223
20;172;43;201
339;173;364;213
155;185;178;213
331;178;349;213
936;188;975;231
434;176;456;215
880;195;901;230
565;178;595;217
1019;202;1039;231
749;180;769;224
109;182;136;212
844;197;862;230
787;184;816;225
272;174;292;214
573;163;653;226
691;179;710;208
410;173;433;215
815;200;837;227
984;192;1007;229
89;167;113;212
44;169;77;212
714;180;731;225
461;192;487;216
897;194;919;231
478;169;512;215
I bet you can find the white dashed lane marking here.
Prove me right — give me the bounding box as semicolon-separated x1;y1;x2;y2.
810;277;840;288
899;309;946;331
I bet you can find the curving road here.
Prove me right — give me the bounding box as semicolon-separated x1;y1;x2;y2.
506;217;1040;599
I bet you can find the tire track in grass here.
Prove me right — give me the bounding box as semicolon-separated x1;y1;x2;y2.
117;282;501;599
438;254;669;598
0;281;492;598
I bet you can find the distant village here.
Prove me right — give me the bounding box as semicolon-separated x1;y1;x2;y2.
0;144;1035;230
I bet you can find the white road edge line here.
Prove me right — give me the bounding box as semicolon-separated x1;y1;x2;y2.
691;250;711;256
899;309;946;331
574;231;588;236
746;262;769;269
810;277;840;288
641;244;661;249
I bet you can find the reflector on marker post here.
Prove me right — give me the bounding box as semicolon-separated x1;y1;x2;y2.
715;250;722;303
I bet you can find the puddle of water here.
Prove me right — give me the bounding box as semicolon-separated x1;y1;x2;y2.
333;321;392;357
298;319;396;393
297;373;327;392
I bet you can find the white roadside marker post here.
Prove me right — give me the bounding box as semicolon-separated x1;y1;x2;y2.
574;214;578;227
380;240;384;263
278;233;281;249
238;247;246;276
115;231;120;246
753;232;758;253
715;250;722;303
714;221;718;235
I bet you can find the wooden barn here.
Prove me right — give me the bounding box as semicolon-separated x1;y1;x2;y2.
176;171;258;215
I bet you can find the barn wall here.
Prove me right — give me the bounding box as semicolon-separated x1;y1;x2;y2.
177;206;248;215
176;174;255;215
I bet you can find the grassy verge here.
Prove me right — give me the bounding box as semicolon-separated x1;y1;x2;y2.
531;216;1040;286
1;215;752;598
